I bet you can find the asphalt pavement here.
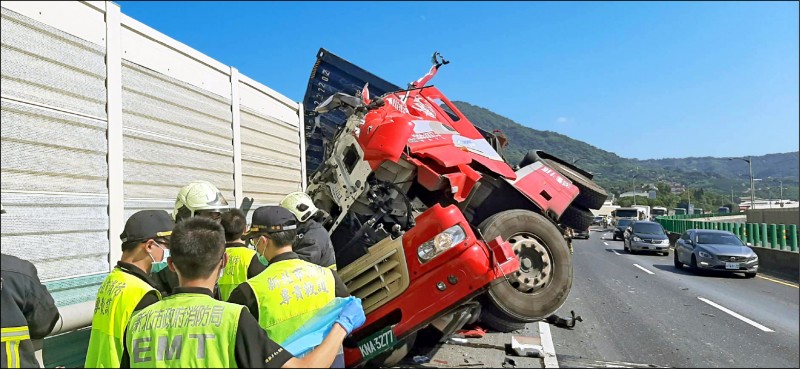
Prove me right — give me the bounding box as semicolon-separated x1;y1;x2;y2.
549;227;800;368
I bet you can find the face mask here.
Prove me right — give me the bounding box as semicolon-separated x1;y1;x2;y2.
255;237;269;266
150;244;169;274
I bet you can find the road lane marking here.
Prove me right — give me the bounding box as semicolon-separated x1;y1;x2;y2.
633;264;655;275
756;275;799;288
697;297;774;332
539;321;559;368
612;250;622;256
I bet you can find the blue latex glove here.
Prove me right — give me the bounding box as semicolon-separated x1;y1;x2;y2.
335;298;366;335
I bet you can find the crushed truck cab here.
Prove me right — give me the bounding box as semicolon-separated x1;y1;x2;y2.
302;49;607;367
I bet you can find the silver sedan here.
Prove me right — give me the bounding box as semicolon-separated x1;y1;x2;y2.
674;229;758;278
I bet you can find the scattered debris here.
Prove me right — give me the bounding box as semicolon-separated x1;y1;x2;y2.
502;357;517;368
456;325;487;338
546;310;583;329
681;287;689;290
412;355;430;364
447;337;469;344
432;359;449;365
701;313;716;317
509;335;543;357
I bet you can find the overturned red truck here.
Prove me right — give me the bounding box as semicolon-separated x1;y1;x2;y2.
302;49;607;367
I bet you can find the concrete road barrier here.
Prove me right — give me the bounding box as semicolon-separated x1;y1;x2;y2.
750;247;800;282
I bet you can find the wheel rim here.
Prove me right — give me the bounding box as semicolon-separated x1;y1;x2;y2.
508;232;553;293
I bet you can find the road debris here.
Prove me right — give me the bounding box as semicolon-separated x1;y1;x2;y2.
412;355;430;364
701;313;716;317
546;310;583;329
456;325;487;338
447;337;469;344
502;357;517;368
509;335;543;357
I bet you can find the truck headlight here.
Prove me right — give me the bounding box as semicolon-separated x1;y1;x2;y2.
418;225;466;263
661;239;670;245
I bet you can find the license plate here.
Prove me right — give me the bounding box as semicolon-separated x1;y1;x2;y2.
357;326;397;361
725;262;740;270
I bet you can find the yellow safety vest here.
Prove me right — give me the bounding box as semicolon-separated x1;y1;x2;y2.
246;258;335;344
1;326;31;368
219;247;258;301
125;293;241;368
85;267;160;368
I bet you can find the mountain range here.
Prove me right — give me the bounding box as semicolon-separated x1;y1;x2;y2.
452;101;799;201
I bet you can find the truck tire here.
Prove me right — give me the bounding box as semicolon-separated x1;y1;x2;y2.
478;210;572;331
541;158;608;210
559;204;593;231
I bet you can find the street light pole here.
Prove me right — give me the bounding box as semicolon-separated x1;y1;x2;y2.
730;157;755;210
630;168;638;206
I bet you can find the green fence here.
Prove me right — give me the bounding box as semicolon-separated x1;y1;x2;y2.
656;215;798;252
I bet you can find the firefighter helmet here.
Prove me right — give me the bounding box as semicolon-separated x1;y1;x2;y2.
279;192;318;223
173;181;230;222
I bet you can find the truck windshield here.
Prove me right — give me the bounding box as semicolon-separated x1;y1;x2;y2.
652;209;667;216
615;209;638;218
633;223;664;235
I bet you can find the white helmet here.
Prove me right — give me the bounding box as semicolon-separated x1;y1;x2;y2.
279;192;318;223
173;180;230;221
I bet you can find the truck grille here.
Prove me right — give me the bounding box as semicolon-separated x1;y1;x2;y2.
338;237;410;314
717;255;747;262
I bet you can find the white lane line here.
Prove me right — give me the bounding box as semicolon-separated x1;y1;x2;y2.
612;250;622;256
603;242;609;246
539;321;560;368
697;297;774;332
633;263;655;275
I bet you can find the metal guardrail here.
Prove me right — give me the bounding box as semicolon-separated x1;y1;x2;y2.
656;215;799;252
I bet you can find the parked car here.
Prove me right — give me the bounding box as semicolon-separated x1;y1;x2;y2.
623;221;670;255
574;228;590;239
674;230;758;278
613;218;635;241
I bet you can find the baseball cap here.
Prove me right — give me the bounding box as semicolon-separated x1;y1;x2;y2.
249;206;298;234
121;210;175;244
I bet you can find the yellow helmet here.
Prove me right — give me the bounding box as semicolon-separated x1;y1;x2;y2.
279;192;318;223
173;181;230;221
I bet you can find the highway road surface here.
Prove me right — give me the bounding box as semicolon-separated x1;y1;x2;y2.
413;226;798;368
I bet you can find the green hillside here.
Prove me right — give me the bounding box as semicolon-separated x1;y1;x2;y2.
452;101;800;203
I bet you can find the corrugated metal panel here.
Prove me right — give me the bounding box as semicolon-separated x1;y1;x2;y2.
1;7;107;118
0;194;110;281
240;105;303;204
1;6;109;283
121;60;235;204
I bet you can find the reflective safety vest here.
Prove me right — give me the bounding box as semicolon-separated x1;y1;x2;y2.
246;258;335;344
124;293;242;368
219;247;258;301
85;267;161;368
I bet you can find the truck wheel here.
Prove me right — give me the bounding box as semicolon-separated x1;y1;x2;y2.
541;158;607;210
559;205;593;231
478;210;572;331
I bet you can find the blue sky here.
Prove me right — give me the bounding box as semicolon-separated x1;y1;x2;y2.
119;1;799;160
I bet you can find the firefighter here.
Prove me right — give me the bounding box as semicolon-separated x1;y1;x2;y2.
228;206;350;365
217;208;266;301
1;205;60;368
120;217;365;368
84;210;174;368
155;180;231;296
280;192;337;270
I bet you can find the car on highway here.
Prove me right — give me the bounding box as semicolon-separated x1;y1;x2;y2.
612;218;635;241
574;227;590;239
623;221;670;255
591;216;604;226
673;229;758;278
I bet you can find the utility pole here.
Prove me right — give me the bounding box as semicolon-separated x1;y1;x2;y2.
630;168;638;206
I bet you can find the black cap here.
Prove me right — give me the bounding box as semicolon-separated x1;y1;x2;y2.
121;210;174;244
249;206;297;234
